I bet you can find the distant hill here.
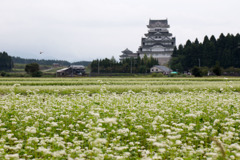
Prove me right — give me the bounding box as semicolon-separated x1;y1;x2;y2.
12;57;91;66
12;57;70;66
71;61;91;66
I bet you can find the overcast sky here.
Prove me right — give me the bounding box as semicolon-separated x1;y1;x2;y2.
0;0;239;62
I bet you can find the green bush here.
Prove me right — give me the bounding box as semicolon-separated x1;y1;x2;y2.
212;62;222;76
1;71;6;77
151;72;164;77
25;63;42;77
32;71;43;77
191;66;203;77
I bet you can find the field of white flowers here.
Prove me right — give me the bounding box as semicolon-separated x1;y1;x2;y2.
0;78;240;159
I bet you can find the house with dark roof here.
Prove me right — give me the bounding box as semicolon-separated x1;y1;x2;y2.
150;65;172;75
56;65;85;77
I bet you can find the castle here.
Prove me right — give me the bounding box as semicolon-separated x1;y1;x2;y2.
120;19;176;65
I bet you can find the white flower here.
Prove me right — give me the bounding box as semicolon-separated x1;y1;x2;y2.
37;146;52;155
94;138;107;145
135;125;143;129
61;130;70;136
176;140;182;145
5;154;19;160
154;116;164;121
153;142;165;148
52;150;66;157
25;126;37;134
48;117;55;121
185;114;197;118
51;122;58;127
230;143;240;150
103;118;117;124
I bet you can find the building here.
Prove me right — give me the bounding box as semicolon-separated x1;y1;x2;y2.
119;48;138;62
138;19;176;65
53;63;60;67
56;65;85;77
150;65;172;75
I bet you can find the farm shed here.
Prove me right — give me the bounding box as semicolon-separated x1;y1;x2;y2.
56;65;85;77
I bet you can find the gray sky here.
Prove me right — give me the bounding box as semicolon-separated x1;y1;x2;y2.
0;0;239;62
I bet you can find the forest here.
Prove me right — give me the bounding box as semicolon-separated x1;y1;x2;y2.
91;55;159;73
169;33;240;72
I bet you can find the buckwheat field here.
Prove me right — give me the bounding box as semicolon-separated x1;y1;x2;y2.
0;77;240;159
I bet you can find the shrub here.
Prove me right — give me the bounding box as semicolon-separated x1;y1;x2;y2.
212;62;222;76
191;66;203;77
25;63;42;77
32;71;43;77
151;72;164;77
1;71;6;77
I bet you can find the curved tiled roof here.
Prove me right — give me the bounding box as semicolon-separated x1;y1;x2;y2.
122;48;134;54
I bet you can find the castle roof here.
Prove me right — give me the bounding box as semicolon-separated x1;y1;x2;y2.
147;19;169;28
122;48;134;54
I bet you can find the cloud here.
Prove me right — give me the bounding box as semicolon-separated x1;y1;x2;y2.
0;0;239;61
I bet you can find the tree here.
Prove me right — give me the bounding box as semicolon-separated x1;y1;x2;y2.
170;33;240;71
1;71;6;77
0;51;13;71
212;62;222;76
191;66;203;77
25;63;42;77
90;55;158;74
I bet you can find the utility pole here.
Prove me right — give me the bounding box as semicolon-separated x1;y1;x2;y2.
71;66;73;77
130;58;132;74
98;59;100;74
198;58;201;67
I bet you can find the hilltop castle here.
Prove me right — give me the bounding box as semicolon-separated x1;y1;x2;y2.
120;19;176;65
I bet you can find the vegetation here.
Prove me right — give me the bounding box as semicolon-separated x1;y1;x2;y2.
71;61;91;66
12;56;70;66
91;55;158;73
0;51;13;71
0;77;239;94
12;57;91;67
0;77;240;159
212;62;222;76
169;33;240;72
1;71;7;77
25;63;42;77
191;66;203;77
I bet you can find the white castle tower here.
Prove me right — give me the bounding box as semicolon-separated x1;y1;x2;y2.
138;19;176;65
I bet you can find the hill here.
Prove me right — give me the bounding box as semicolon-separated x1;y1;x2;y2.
12;57;91;66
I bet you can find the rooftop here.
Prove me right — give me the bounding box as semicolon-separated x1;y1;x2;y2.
152;65;172;72
147;19;170;28
122;48;134;54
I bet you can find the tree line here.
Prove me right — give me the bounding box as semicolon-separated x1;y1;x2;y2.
12;57;71;66
0;51;13;71
91;55;158;73
169;33;240;72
